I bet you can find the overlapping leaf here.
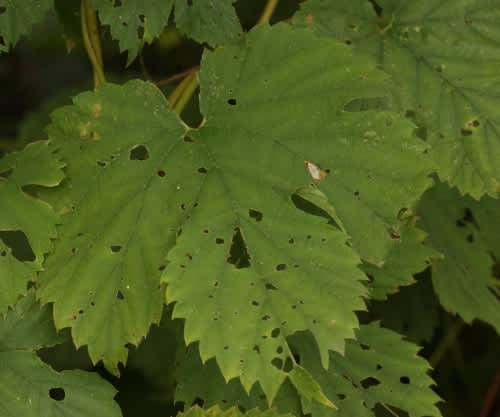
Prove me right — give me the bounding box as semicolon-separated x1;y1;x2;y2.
294;0;500;198
174;0;242;46
0;292;122;417
176;343;302;414
38;80;186;372
291;323;441;417
93;0;174;64
94;0;242;64
0;0;54;52
362;220;441;300
0;141;63;313
418;182;500;332
180;405;294;417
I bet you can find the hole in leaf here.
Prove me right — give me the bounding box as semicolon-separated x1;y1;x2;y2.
49;387;65;401
227;98;237;106
262;315;271;321
400;376;410;384
224;346;229;350
460;128;472;137
376;364;383;370
97;160;107;167
249;209;263;222
110;245;122;253
251;300;259;306
0;251;5;257
271;328;280;338
226;228;251;269
265;283;278;291
253;345;260;354
198;167;207;174
215;238;224;244
473;120;480;127
271;357;283;370
463;208;480;229
277;346;283;354
283;357;293;372
157;170;165;177
338;394;346;400
116;290;125;300
456;219;466;227
360;377;380;388
129;144;149;160
288;238;294;244
276;263;286;271
0;231;35;262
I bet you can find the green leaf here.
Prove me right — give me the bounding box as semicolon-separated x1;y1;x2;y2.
176;343;302;414
38;23;433;402
418;181;500;332
174;0;242;46
163;23;431;402
292;323;442;417
38;80;186;372
0;292;121;417
0;0;54;52
93;0;174;65
0;351;121;416
288;365;336;409
0;141;63;313
94;0;242;64
362;220;442;300
0;291;63;350
294;0;500;198
180;405;295;417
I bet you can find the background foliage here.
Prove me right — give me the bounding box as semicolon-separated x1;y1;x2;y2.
0;1;499;417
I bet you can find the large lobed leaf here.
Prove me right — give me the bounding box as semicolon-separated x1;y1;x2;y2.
0;292;121;417
294;0;500;198
418;181;500;332
0;141;63;313
0;0;54;52
38;24;433;403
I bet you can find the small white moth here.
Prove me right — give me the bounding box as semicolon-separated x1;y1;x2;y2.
304;160;328;182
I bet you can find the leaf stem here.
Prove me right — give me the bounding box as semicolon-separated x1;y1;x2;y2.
429;317;465;368
81;0;105;88
156;65;201;87
168;73;194;109
258;0;279;24
173;73;199;115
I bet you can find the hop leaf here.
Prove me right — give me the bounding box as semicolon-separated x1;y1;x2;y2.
0;141;63;313
418;181;500;332
93;0;242;64
0;0;54;52
0;293;121;417
291;323;442;417
294;0;500;198
180;406;295;417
